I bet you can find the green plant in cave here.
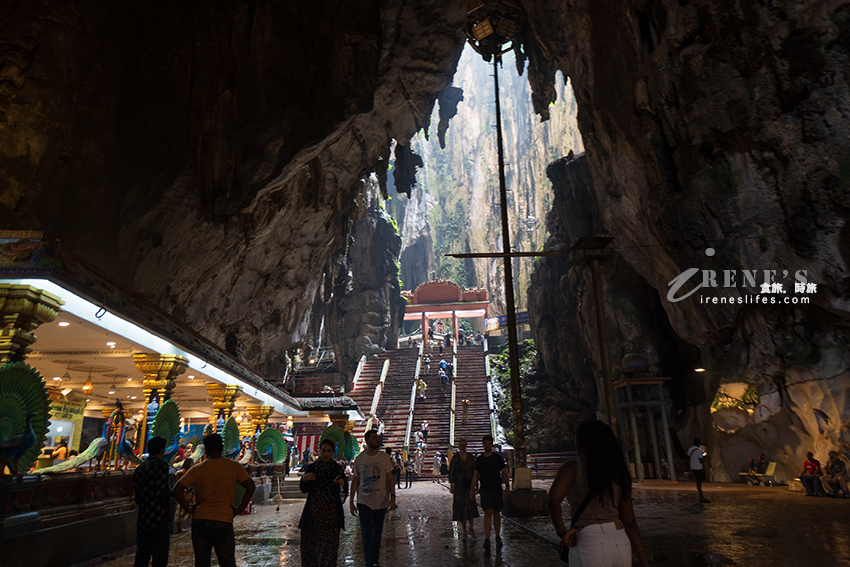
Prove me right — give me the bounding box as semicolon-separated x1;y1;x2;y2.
437;256;470;287
490;339;537;445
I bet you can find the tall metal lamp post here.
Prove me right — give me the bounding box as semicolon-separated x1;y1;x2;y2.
449;0;565;515
461;0;528;474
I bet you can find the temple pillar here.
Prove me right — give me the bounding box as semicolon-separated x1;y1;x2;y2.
452;311;458;346
206;383;242;433
421;313;428;347
247;405;273;434
0;284;64;365
237;412;255;438
133;354;188;451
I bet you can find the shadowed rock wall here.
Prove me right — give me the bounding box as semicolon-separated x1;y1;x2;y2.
1;1;467;379
4;0;850;479
524;0;850;480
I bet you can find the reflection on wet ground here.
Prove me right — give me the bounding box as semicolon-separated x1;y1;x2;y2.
94;480;850;566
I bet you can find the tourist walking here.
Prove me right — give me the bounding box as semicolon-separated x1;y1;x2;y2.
417;378;428;399
470;435;510;551
687;439;710;503
450;439;479;539
423;354;431;375
173;434;255;567
174;458;196;533
415;446;424;475
376;417;385;447
350;430;396;567
433;451;441;482
392;450;403;489
299;438;347;567
421;421;429;443
133;436;171;567
404;453;415;488
548;420;650;567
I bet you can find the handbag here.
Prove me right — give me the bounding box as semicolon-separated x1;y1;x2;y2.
558;491;595;564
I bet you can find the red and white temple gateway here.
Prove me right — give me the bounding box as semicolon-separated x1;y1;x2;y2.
402;280;490;343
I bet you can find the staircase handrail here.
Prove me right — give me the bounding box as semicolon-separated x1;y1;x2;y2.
484;340;498;441
369;359;391;417
449;339;458;448
351;355;367;391
404;341;425;457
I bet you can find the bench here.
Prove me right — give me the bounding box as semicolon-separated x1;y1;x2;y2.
739;462;777;486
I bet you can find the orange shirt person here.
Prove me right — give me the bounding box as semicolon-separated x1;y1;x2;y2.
173;434;255;567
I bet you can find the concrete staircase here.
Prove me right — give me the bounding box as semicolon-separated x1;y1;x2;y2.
413;345;492;475
349;349;421;453
270;477;307;500
346;345;492;481
452;345;494;456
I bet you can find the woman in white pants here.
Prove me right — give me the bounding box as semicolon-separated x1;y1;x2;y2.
548;420;650;567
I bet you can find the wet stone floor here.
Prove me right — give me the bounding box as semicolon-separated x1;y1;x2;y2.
96;480;850;566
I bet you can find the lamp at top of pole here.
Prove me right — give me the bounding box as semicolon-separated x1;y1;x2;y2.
463;0;525;61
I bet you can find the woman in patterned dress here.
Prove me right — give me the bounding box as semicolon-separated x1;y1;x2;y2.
449;438;479;539
299;439;348;566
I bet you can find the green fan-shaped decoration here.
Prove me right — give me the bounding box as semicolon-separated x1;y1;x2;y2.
319;425;345;458
151;399;180;443
223;416;241;459
0;362;51;474
256;428;287;463
344;431;358;461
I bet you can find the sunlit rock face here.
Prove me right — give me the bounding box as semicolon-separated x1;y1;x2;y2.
0;2;467;378
329;181;406;387
524;1;850;479
388;46;582;317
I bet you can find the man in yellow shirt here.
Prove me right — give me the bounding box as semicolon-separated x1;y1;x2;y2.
173;434;255;567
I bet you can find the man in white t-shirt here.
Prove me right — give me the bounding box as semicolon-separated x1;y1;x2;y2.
350;430;396;567
687;438;709;503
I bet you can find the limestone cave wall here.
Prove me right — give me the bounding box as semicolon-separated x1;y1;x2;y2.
0;1;468;380
524;0;850;480
3;0;850;480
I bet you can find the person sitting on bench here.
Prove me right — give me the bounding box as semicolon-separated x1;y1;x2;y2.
820;451;849;498
800;451;824;496
747;453;767;481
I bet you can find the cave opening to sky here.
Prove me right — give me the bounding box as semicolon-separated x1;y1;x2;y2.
384;43;582;335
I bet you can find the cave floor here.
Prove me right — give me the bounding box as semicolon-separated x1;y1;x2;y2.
91;479;849;566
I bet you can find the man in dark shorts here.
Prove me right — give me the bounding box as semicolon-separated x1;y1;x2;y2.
687;438;709;503
133;436;171;567
173;434;255;567
470;434;511;551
